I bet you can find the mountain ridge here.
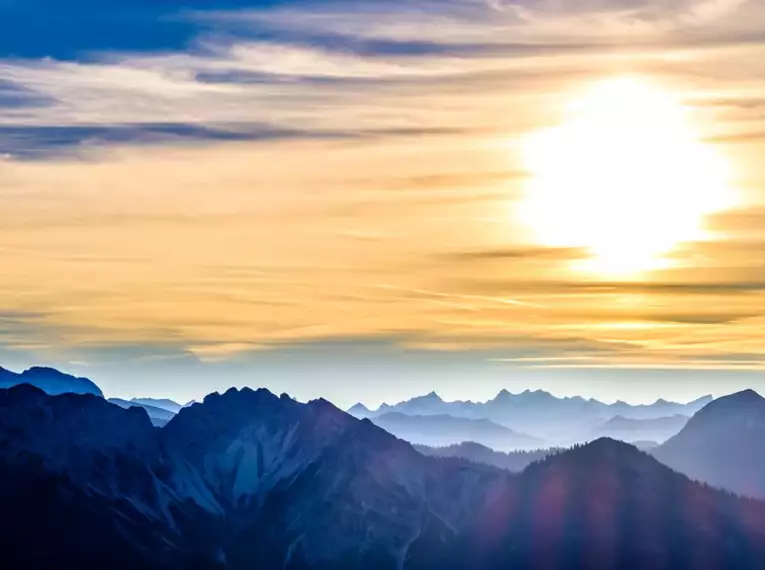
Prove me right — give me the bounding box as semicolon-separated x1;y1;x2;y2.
0;365;102;397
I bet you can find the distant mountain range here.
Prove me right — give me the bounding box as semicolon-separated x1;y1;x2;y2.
0;365;102;397
131;397;184;414
108;398;177;426
589;414;689;444
371;412;543;451
2;384;765;570
349;390;712;445
654;389;765;499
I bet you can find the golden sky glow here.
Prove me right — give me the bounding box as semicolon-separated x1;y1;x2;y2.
2;0;765;402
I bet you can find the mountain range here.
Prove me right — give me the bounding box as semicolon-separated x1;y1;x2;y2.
370;412;543;451
349;390;712;445
589;414;689;444
131;397;185;414
4;381;765;569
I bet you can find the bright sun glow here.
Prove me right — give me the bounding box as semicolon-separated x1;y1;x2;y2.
521;76;734;276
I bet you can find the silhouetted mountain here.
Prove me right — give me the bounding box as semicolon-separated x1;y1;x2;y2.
0;365;102;396
590;414;688;444
371;412;544;451
132;397;183;414
0;384;221;570
654;389;765;498
416;441;559;471
0;385;511;570
437;438;765;570
352;390;712;445
109;397;176;426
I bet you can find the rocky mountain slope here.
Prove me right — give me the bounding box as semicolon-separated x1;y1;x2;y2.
654;389;765;498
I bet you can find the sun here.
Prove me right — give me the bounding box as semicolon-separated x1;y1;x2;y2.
520;76;734;276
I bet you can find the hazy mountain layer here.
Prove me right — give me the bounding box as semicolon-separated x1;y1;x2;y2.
589;414;689;444
416;442;559;471
371;412;544;451
109;397;177;426
350;390;712;445
132;397;184;414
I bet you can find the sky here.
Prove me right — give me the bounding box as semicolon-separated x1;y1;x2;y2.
3;0;765;407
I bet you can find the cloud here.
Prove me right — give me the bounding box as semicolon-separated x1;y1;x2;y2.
442;246;586;261
0;0;762;161
455;278;765;296
0;123;296;160
706;208;765;234
0;79;54;109
496;0;754;31
0;122;466;159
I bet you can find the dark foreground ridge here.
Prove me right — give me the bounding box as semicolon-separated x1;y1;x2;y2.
2;384;765;570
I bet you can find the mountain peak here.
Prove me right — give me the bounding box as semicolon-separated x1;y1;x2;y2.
585;436;640;451
520;437;665;490
25;366;66;376
654;389;765;499
206;386;279;404
309;396;341;410
698;389;764;413
393;391;445;411
517;389;555;401
422;390;443;401
0;365;103;397
728;388;763;401
347;402;371;417
490;389;514;403
529;437;648;475
3;382;45;397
